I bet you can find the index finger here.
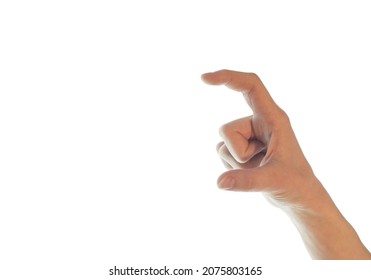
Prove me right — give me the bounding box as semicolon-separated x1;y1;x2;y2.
201;69;280;116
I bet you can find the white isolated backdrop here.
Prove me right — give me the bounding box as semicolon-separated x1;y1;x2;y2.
1;0;371;279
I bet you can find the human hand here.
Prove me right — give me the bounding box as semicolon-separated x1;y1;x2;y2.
201;70;371;259
201;69;326;213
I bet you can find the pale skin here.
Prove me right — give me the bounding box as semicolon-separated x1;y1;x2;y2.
201;69;371;260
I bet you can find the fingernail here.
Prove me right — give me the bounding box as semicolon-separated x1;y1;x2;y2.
218;176;235;190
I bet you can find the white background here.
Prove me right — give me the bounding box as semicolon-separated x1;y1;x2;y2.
1;0;370;279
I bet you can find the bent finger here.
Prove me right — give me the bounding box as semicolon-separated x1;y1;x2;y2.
219;117;265;163
218;142;266;169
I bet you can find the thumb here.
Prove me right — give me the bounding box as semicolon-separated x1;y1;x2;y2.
217;167;275;192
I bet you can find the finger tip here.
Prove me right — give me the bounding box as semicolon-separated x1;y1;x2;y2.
218;175;236;190
201;69;231;85
201;72;213;83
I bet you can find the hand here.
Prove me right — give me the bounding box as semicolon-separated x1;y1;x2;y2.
201;69;322;212
201;69;371;259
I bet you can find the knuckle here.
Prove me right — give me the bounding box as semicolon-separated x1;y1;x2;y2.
218;123;233;138
216;141;224;152
217;144;227;158
275;108;291;125
235;153;248;164
249;72;260;80
219;69;229;74
248;72;262;84
265;108;290;127
241;171;254;189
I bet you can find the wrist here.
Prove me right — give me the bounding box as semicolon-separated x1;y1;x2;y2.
285;179;371;259
289;178;338;217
